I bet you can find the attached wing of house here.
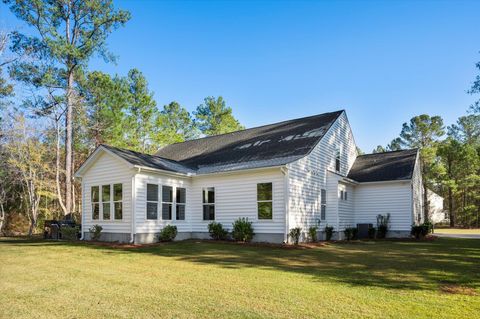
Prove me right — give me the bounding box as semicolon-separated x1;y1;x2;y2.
75;110;423;243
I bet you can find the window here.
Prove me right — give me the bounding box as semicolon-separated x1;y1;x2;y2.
344;191;348;201
162;186;173;220
91;186;99;220
102;185;111;220
321;189;326;220
176;187;186;220
339;190;344;200
335;148;341;172
257;183;273;219
146;184;158;220
202;187;215;220
113;184;123;220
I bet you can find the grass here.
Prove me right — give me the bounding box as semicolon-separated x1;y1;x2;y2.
1;238;479;318
435;228;480;235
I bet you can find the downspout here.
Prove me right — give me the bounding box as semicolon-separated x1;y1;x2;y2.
130;168;141;243
281;166;289;243
80;178;85;240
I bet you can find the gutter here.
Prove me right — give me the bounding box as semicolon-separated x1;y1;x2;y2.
130;167;141;243
280;166;289;243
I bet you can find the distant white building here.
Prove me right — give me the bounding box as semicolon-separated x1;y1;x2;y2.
75;110;424;243
428;190;446;224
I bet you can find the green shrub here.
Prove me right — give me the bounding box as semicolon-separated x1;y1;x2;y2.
324;225;334;241
308;226;318;242
89;224;103;241
231;217;254;242
376;214;390;239
61;226;80;241
368;226;376;239
208;222;228;240
411;222;432;239
289;227;302;245
159;225;177;242
344;227;358;241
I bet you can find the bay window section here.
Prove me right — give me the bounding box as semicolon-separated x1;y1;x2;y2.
91;186;99;220
202;187;215;220
257;183;273;219
176;187;186;220
146;184;158;220
113;183;123;220
162;186;173;220
102;185;111;220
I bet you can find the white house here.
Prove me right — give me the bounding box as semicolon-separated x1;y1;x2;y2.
75;110;424;243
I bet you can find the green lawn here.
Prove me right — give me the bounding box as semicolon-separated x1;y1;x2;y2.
1;238;479;319
435;228;480;235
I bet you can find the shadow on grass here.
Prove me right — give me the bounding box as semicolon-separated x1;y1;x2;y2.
2;237;480;292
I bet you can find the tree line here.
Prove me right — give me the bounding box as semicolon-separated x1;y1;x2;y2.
0;0;479;234
0;0;243;235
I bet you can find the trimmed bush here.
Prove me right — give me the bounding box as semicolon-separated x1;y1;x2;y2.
368;226;376;239
324;225;334;241
376;214;390;239
344;227;358;241
89;224;103;241
208;222;228;240
411;222;432;239
159;225;177;242
61;226;80;241
231;217;254;242
289;227;302;245
308;226;318;242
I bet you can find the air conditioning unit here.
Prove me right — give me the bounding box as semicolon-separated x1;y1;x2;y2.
357;223;373;239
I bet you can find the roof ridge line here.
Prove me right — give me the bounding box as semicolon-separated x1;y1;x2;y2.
358;148;418;157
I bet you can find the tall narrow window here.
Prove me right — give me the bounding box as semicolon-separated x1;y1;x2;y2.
257;183;273;219
113;184;123;220
162;186;173;220
335;148;341;172
176;187;186;220
344;191;348;201
91;186;99;220
146;184;158;220
202;187;215;220
321;189;327;220
102;185;111;220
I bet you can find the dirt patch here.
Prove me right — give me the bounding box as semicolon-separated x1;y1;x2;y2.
440;285;477;296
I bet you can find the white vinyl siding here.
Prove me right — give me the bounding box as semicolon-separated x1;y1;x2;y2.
354;181;413;231
82;152;133;233
287;112;358;231
338;182;354;230
190;168;285;234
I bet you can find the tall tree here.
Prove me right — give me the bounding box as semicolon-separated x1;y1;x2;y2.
123;69;159;153
155;101;198;146
5;0;130;215
372;145;387;153
469;59;480;113
396;115;445;221
194;96;244;136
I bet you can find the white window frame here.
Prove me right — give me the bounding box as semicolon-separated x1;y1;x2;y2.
202;187;215;221
335;147;341;172
321;189;327;220
175;187;186;221
101;184;112;221
113;183;123;220
91;186;100;220
146;183;159;220
257;182;273;220
162;185;174;221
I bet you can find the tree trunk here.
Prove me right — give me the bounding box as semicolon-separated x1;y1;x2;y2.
65;70;74;215
448;187;454;227
55;114;67;215
0;203;4;235
423;181;429;222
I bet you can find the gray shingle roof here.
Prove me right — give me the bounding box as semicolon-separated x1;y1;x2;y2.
347;149;418;183
155;110;344;172
101;144;195;174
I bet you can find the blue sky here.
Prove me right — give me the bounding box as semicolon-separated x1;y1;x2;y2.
1;0;480;152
